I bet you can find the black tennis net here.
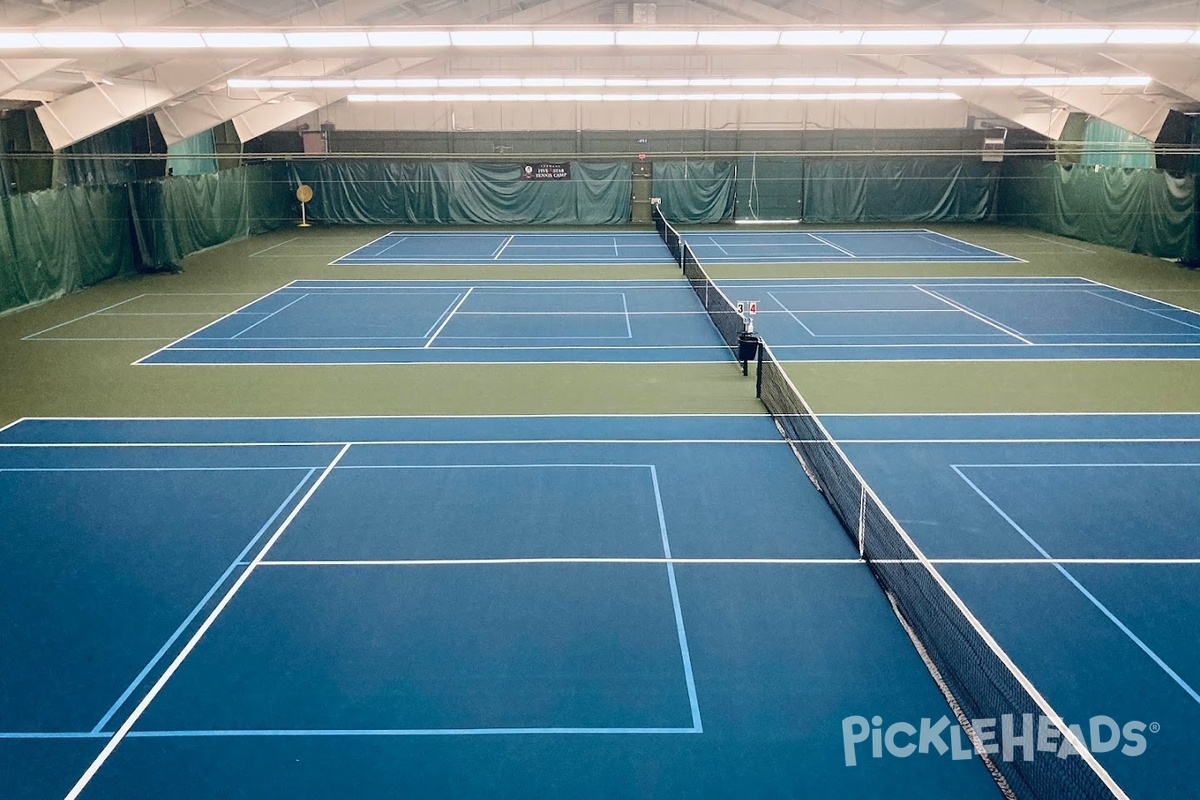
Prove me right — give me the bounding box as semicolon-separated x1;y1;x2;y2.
754;342;1124;800
652;205;744;352
652;204;682;264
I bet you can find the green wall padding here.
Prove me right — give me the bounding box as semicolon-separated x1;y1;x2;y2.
129;163;291;269
735;156;802;220
802;159;997;223
998;160;1198;262
0;183;133;314
287;160;630;225
653;160;735;224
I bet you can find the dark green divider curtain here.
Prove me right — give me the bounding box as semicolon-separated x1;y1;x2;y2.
653;160;735;223
735;156;802;220
998;160;1198;261
287;160;630;225
802;159;997;223
129;163;291;269
0;183;133;314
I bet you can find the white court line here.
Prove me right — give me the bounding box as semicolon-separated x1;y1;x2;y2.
621;292;632;338
330;231;394;264
922;229;1028;263
64;444;353;800
424;288;475;348
1081;278;1200;317
372;236;410;258
808;234;857;258
22;295;147;340
420;292;465;339
824;411;1200;417
766;291;817;337
953;462;1200;469
29;338;177;342
132;287;288;365
154;344;725;351
1020;234;1096;253
0;418;27;434
100;313;229;317
11;412;766;420
248;237;299;258
0;438;785;449
910;286;1034;345
252;557;1200;567
834;438;1200;444
230;294;310;339
491;235;515;260
953;466;1200;709
1084;289;1200;333
706;236;730;256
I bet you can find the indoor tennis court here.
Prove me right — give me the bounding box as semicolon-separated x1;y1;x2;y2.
4;4;1200;800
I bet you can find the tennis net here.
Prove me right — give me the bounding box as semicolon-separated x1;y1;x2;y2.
754;343;1125;800
652;205;745;351
652;203;682;264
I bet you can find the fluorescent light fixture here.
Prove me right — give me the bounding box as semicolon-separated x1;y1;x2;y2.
647;78;688;86
285;31;369;48
696;31;781;46
522;77;565;87
269;79;316;89
606;78;649;86
779;30;862;46
394;78;440;88
564;77;605;87
36;31;121;48
689;78;735;86
1022;76;1070;86
813;77;856;86
440;78;484;87
481;77;524;87
367;31;450;47
940;78;984;87
0;32;40;49
1062;76;1109;86
532;30;615;46
942;29;1029;45
977;77;1023;87
346;90;962;102
1108;76;1153;86
118;31;206;48
228;78;272;88
1024;28;1112;45
203;31;288;48
859;30;945;46
356;79;402;88
857;77;900;86
616;31;698;46
774;77;818;86
1107;29;1192;45
450;30;533;46
732;77;774;86
897;78;940;86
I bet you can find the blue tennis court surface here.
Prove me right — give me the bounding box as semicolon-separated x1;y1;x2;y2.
138;279;728;365
0;415;999;799
141;276;1200;365
332;229;1020;265
721;276;1200;361
823;412;1200;799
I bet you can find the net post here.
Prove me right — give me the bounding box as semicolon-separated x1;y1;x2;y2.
755;344;764;397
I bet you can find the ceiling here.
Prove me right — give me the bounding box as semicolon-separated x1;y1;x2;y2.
3;0;1200;149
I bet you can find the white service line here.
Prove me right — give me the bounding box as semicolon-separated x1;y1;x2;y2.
21;295;147;340
248;237;299;258
911;285;1034;345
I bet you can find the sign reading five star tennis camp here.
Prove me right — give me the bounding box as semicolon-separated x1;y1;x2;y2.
520;162;571;180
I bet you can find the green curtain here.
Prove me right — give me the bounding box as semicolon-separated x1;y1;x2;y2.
735;155;802;220
0;183;133;314
998;160;1198;261
166;129;218;176
802;159;997;223
129;163;291;269
1080;118;1155;169
653;160;735;224
288;160;630;225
